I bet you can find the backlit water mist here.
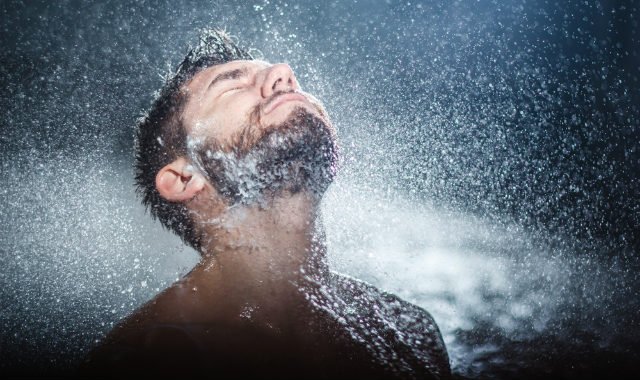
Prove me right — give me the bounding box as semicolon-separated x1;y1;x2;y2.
1;1;638;378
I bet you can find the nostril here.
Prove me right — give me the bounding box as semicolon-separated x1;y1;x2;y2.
272;78;281;91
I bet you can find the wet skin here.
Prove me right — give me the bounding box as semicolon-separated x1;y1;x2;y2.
84;61;451;379
85;272;450;379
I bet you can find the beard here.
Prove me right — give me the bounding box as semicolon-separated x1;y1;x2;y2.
190;106;339;205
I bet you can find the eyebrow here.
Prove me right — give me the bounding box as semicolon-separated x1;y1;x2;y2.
207;67;249;91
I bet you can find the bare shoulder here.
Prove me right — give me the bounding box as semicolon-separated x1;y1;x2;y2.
82;280;203;372
333;273;442;333
104;281;195;341
329;272;451;379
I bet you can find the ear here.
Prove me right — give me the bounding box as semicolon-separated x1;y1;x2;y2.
155;158;206;202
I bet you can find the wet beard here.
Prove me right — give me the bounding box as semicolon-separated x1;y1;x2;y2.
192;107;339;205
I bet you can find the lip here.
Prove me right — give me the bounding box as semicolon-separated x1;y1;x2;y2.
263;92;308;115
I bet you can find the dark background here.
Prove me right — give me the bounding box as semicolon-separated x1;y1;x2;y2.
1;0;638;378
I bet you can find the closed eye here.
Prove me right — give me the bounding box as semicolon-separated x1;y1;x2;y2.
208;67;250;94
221;85;243;95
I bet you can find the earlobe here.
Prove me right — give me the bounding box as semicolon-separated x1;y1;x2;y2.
155;158;206;202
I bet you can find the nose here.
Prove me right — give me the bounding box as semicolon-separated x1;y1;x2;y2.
261;63;299;98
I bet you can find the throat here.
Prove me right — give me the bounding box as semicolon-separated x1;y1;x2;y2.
189;192;328;329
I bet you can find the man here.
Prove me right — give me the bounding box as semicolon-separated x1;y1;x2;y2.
85;29;450;379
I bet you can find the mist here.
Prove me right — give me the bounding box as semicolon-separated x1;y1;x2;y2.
1;1;638;378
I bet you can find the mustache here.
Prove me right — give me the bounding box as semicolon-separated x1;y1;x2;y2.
263;89;295;111
248;90;330;129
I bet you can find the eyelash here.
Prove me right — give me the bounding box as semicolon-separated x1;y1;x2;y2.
223;87;242;94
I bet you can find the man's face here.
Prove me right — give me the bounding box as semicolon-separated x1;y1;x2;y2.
180;60;338;204
182;60;330;150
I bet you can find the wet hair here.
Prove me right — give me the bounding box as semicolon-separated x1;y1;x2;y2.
134;28;253;251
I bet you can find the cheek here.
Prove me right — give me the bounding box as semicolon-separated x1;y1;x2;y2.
187;103;241;138
189;115;224;140
207;112;254;150
186;93;260;147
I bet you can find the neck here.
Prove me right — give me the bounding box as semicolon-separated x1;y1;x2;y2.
189;191;329;328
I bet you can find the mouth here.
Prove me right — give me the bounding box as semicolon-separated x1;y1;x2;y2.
263;92;309;115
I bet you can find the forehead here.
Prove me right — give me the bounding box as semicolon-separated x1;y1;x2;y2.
182;59;271;93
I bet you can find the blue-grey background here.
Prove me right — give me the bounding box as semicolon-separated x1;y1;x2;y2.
1;0;638;378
